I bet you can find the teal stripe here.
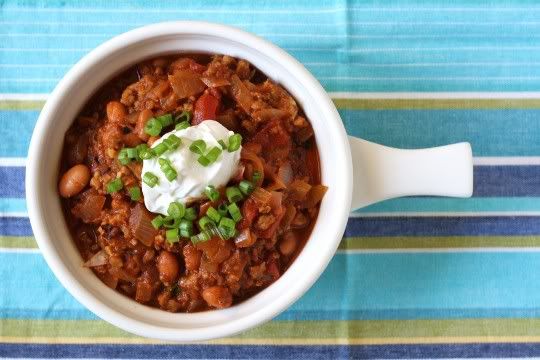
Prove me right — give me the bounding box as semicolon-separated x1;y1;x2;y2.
0;198;26;213
341;109;540;156
4;252;540;320
5;109;540;157
356;197;540;214
3;198;540;216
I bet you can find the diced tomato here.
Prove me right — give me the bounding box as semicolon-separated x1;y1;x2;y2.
237;198;259;230
193;93;220;125
251;119;291;161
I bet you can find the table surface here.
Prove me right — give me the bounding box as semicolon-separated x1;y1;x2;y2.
2;1;540;359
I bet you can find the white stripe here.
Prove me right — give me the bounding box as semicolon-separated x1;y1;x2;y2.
0;158;27;166
4;6;540;13
0;93;48;100
320;76;540;81
287;46;540;52
474;157;540;165
328;91;540;99
338;247;540;254
0;64;70;68
0;212;29;218
4;92;540;101
308;62;540;67
0;248;40;253
350;212;540;218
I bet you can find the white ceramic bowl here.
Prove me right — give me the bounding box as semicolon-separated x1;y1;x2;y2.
26;21;353;341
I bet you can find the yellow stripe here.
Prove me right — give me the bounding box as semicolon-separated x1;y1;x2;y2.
3;336;540;345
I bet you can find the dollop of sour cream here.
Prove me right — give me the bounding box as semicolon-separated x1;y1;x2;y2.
142;120;241;215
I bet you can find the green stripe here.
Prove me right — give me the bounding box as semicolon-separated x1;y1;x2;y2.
4;236;540;250
0;236;37;248
4;98;540;111
339;236;540;250
2;318;540;340
0;100;45;111
333;98;540;110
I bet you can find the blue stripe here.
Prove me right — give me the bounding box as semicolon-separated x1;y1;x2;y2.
7;216;540;238
0;167;25;198
345;216;540;236
0;111;36;157
1;343;540;359
5;252;540;321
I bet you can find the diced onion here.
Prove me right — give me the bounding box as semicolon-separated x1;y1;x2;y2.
83;250;108;267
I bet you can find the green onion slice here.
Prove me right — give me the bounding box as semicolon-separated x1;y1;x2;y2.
217;203;229;217
144;118;162;137
136;144;154;160
218;217;237;239
227;133;242;152
184;207;197;221
218;139;227;150
227;202;242;222
252;170;262;183
198;216;214;231
163;134;181;151
118;148;131;165
151;215;164;229
156;113;173;127
128;186;141;201
143;172;159;188
179;219;194;237
106;178;123;193
205;146;222;164
175;121;190;131
191;231;211;244
175;110;191;123
163;216;181;229
206;206;221;223
205;185;220;202
153;143;168;156
197;155;211;167
226;186;243;203
166;228;179;243
167;202;185;219
189;139;206;155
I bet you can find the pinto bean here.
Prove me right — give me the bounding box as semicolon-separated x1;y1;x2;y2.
59;164;91;198
135;109;153;141
106;101;127;123
279;231;297;256
156;251;179;285
202;286;232;309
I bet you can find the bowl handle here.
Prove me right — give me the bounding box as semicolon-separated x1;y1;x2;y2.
349;137;474;211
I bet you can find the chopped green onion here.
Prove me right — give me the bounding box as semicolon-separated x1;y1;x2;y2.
198;216;214;231
143;172;158;188
106;178;123;193
144;118;162;136
166;228;179;243
205;146;222;164
118;148;131;165
136;144;154;160
151;215;164;229
217;203;229;217
179;219;194;238
218;139;227;150
163;134;181;151
238;180;255;195
164;168;177;181
163;216;181;229
252;171;262;183
158;157;170;167
191;231;211;244
227;203;242;222
227;133;242;152
197;155;211;167
205;185;220;202
206;206;221;223
156;113;173;127
153;143;168;157
168;202;185;219
175;120;190;131
175;110;191;123
218;217;237;239
128;186;141;201
226;186;243;203
184;207;197;221
189;139;206;155
126;147;138;159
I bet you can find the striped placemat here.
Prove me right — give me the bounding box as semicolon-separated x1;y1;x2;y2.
2;1;540;359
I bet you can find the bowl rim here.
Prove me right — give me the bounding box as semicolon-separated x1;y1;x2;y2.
26;21;353;341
